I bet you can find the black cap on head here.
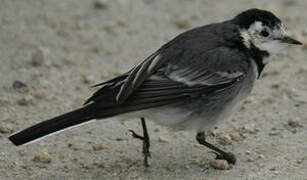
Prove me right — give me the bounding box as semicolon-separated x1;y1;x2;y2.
233;8;281;29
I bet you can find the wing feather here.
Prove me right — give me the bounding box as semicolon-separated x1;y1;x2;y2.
86;46;248;115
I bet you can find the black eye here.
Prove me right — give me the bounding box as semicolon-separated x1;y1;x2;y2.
261;30;269;37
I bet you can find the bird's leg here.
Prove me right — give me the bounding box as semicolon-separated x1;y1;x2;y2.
129;117;151;167
196;132;236;164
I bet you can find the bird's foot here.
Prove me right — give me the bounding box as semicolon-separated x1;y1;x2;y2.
210;151;236;164
129;117;151;167
196;132;236;165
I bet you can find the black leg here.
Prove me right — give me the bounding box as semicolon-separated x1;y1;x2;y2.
129;117;151;167
196;132;236;164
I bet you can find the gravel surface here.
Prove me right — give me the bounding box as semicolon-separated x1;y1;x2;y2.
0;0;306;179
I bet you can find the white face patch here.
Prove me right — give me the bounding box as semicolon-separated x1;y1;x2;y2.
240;21;265;48
240;21;288;55
258;40;286;55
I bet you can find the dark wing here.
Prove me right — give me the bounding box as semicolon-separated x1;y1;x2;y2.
85;46;249;113
84;52;170;105
165;47;248;86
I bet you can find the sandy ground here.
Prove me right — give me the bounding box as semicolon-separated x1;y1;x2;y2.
0;0;307;179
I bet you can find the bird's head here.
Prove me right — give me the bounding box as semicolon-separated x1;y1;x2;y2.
233;9;302;54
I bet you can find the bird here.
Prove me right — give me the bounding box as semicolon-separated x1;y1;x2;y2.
9;8;302;167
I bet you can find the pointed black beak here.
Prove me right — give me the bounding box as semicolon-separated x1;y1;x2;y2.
280;36;303;45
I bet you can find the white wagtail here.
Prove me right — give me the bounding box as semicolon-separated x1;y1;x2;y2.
9;9;302;166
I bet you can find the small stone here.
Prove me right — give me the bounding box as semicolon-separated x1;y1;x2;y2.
33;151;52;164
270;83;280;89
230;133;240;142
153;128;160;132
158;136;169;143
68;143;81;151
94;0;108;9
207;129;217;136
82;74;95;84
218;134;232;145
92;144;105;151
31;48;45;67
258;154;265;159
287;119;302;128
115;138;123;141
12;80;27;89
243;97;254;104
0;123;13;133
18;151;26;157
269;167;276;171
33;90;48;99
283;0;297;7
269;131;281;136
241;124;258;134
172;18;191;29
17;95;35;106
210;159;229;170
296;158;304;164
247;158;254;162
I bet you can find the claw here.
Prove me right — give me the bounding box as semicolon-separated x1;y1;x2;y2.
129;129;144;140
208;151;219;157
208;151;236;164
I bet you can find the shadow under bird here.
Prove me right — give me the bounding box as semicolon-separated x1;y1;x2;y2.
9;8;302;166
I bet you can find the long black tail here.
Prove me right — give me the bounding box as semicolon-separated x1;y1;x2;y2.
9;105;95;146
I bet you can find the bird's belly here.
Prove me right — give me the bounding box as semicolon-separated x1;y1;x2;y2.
129;80;255;132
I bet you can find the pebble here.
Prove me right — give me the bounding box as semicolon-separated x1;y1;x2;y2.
12;80;27;89
172;18;191;29
33;151;52;164
247;158;254;162
33;90;48;99
18;151;26;157
258;154;265;159
283;0;297;7
230;133;241;142
270;83;280;89
31;47;45;67
82;74;95;84
153;128;160;132
92;143;105;151
287;119;303;128
243;97;253;104
218;134;232;145
268;129;282;136
209;159;229;170
17;95;35;106
158;136;169;143
0;123;13;133
241;124;259;134
94;0;108;10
